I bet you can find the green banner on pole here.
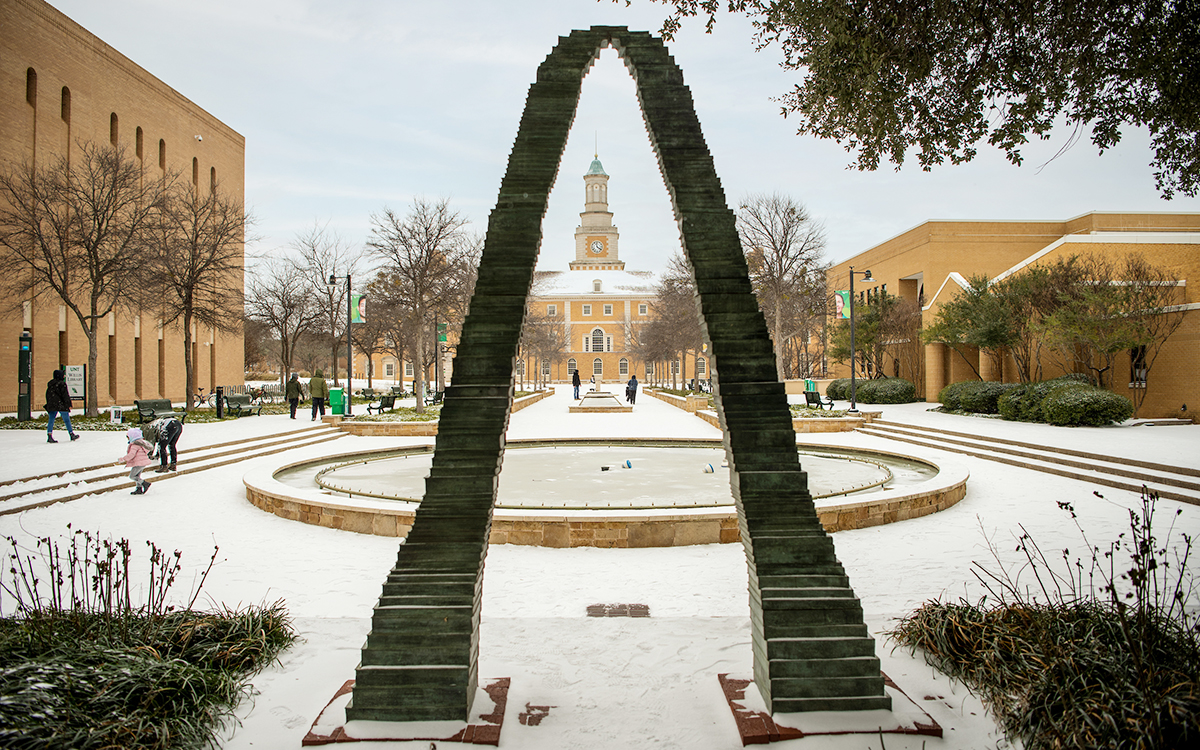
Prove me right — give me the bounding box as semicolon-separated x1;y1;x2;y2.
834;290;851;319
352;295;365;323
437;322;448;342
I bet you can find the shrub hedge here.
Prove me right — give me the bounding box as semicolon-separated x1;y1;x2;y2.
938;380;1019;414
825;378;851;400
855;377;917;404
997;376;1090;422
1041;384;1134;426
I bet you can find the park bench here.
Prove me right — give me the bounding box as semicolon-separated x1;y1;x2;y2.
803;390;834;410
134;399;185;423
358;388;376;401
224;393;263;417
425;390;444;406
367;394;397;414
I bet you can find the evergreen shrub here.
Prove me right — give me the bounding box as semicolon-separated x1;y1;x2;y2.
937;380;977;411
825;378;851;400
1042;384;1134;426
958;381;1019;414
856;377;917;404
998;376;1090;422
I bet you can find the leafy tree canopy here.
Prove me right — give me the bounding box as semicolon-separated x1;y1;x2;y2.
639;0;1200;198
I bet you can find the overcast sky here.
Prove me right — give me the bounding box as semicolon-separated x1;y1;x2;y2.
50;0;1198;276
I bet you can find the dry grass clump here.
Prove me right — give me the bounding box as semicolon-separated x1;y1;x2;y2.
891;491;1200;749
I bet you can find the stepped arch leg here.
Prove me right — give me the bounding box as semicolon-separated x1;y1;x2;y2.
347;26;889;723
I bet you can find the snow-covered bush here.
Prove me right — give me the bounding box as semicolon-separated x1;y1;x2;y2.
825;378;851;400
856;377;917;404
1041;385;1134;426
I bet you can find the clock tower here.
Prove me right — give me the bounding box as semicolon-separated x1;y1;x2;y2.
570;156;625;270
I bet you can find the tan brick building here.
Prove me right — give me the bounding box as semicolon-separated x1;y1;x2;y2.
827;212;1200;418
0;0;245;412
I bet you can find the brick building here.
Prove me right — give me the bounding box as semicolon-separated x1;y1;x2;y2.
827;212;1200;417
0;0;245;412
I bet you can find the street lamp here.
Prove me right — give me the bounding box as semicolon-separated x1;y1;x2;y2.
327;272;353;416
847;266;874;413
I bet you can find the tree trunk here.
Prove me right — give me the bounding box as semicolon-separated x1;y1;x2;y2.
85;325;100;418
183;309;194;411
773;302;785;381
413;321;426;415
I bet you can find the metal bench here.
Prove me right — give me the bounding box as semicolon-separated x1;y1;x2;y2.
134;399;185;423
424;390;444;406
224;393;263;417
367;394;397;414
803;390;834;410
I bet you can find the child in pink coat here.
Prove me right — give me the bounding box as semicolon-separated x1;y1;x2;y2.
121;427;155;495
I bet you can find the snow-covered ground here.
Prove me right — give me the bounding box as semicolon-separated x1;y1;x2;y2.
2;386;1197;749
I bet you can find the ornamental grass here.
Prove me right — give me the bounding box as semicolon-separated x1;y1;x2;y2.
891;491;1200;749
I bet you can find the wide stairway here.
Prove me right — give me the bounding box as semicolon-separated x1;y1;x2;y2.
858;419;1200;505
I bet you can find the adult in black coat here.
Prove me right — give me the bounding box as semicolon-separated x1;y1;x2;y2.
572;368;582;399
45;370;78;443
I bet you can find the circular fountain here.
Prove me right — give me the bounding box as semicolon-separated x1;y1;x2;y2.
245;437;968;547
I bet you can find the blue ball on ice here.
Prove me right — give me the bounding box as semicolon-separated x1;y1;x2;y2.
702;463;715;474
623;459;633;469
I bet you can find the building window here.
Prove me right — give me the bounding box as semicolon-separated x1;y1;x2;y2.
697;357;706;376
638;303;648;316
593;358;603;376
110;113;119;145
567;358;577;374
547;304;557;316
60;87;70;123
135;127;143;159
671;360;679;375
192;157;199;187
603;304;613;316
619;358;629;376
593;279;602;292
385;361;395;378
1130;345;1148;388
405;362;413;377
210;166;217;192
159;139;166;169
26;68;37;107
542;360;551;378
582;304;592;316
592;328;605;353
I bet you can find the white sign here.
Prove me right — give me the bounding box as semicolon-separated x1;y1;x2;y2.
64;365;85;400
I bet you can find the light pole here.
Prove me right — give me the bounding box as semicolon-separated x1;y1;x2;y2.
847;266;874;413
328;273;352;416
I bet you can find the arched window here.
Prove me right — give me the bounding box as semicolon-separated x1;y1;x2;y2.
593;358;603;377
110;113;119;145
567;358;577;374
619;358;629;376
60;87;70;123
158;139;166;169
592;279;602;292
591;328;604;353
210;166;217;192
135;127;143;159
697;357;707;376
25;68;37;107
192;157;199;186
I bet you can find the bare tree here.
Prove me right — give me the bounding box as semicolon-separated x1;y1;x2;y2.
520;303;572;390
289;222;363;386
366;198;475;414
644;254;703;390
352;274;399;389
0;142;169;416
245;258;323;384
144;181;251;410
737;193;827;381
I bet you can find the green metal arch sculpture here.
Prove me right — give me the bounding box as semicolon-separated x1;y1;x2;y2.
348;26;889;723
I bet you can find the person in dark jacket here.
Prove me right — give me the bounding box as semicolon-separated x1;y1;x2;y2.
285;373;302;419
45;369;78;443
626;374;638;405
145;416;183;473
572;368;581;399
309;369;329;421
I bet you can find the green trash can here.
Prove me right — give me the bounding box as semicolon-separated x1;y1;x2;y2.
804;379;815;392
328;387;344;415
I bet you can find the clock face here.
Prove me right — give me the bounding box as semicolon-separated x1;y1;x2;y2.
590;240;604;255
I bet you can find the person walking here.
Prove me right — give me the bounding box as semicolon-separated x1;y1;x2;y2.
44;369;78;443
309;369;329;421
146;416;183;473
285;373;302;419
626;374;638;405
572;368;581;400
120;427;154;495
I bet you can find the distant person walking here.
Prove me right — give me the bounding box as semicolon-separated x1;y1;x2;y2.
309;369;329;421
285;373;302;419
572;368;581;399
44;369;78;443
626;374;638;405
121;427;154;495
145;416;183;473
